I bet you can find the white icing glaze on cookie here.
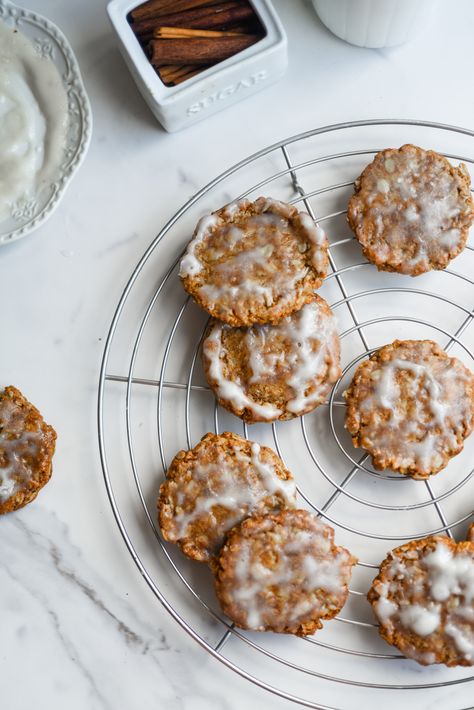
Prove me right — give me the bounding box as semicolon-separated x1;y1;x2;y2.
424;542;474;601
193;212;309;307
372;539;474;664
171;441;296;540
372;356;469;469
282;301;340;414
230;515;352;630
203;298;341;421
423;543;474;660
399;604;441;637
0;398;41;501
347;340;474;476
179;198;328;321
350;146;473;275
179;214;219;277
203;323;283;420
244;299;340;415
373;586;398;624
298;212;328;273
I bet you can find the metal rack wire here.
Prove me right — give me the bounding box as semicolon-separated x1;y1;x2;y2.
98;120;474;709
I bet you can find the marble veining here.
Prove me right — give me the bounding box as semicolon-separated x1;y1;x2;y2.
1;507;234;710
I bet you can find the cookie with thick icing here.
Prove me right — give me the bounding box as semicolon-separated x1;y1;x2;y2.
180;197;329;326
368;534;474;666
202;296;341;423
0;386;57;514
344;339;474;478
347;144;474;276
158;432;296;562
211;508;356;635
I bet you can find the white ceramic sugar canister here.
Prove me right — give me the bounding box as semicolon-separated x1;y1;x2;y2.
108;0;287;132
312;0;440;49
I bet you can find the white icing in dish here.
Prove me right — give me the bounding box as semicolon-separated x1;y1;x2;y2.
0;21;68;221
399;604;441;637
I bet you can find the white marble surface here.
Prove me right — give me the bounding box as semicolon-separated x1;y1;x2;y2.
2;1;474;709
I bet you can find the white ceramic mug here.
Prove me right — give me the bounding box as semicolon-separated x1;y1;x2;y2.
312;0;440;49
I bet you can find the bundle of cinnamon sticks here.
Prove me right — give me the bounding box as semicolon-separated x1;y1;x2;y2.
128;0;264;86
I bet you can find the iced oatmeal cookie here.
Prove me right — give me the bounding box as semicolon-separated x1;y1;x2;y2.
158;432;296;562
347;144;474;276
179;197;329;326
0;386;57;514
344;339;474;479
202;296;341;423
211;508;356;635
368;534;474;666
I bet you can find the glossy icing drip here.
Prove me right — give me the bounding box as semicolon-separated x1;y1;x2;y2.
203;323;283;420
232;519;350;630
204;299;340;419
356;344;473;473
179;198;328;318
373;540;474;662
355;147;471;271
0;399;41;501
179;214;219;277
172;442;296;539
0;20;68;221
245;299;339;413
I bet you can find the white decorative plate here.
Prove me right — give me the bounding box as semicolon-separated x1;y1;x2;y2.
0;0;92;244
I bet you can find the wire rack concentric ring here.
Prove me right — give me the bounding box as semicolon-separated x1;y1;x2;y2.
98;119;474;710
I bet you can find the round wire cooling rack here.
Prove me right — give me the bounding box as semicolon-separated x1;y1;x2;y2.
98;119;474;710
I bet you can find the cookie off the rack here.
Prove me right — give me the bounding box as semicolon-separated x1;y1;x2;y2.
158;432;296;562
0;386;57;514
211;508;357;635
344;339;474;479
179;197;329;327
347;144;474;276
368;533;474;667
202;296;341;423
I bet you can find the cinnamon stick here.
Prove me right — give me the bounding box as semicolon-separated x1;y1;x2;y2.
159;64;199;80
154;26;244;39
173;67;202;84
131;3;253;39
159;64;202;85
131;0;225;22
149;34;259;66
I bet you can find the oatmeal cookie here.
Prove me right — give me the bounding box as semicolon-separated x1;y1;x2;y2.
202;296;341;423
158;432;296;562
179;197;329;326
0;386;57;514
211;509;356;635
347;144;474;276
368;534;474;666
344;339;474;479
